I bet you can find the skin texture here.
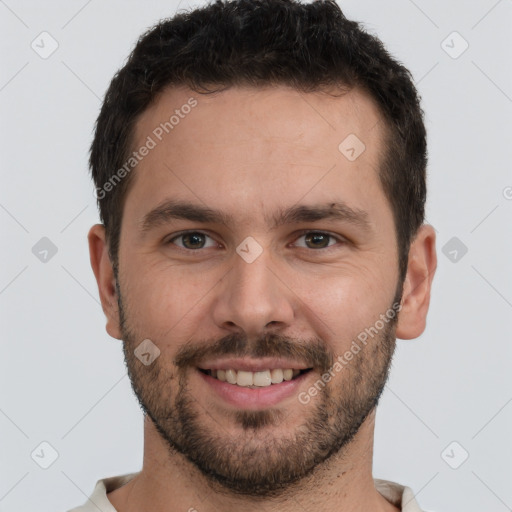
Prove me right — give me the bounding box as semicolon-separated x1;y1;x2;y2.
88;85;437;512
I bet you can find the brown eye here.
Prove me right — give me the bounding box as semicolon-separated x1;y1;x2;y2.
181;233;206;249
294;231;339;250
304;232;331;249
168;231;217;250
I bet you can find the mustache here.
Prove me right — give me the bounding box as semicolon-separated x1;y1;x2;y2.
173;332;334;374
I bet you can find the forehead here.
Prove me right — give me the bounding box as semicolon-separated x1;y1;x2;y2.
134;84;384;155
125;84;390;229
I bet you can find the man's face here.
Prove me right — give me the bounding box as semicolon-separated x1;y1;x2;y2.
114;85;402;495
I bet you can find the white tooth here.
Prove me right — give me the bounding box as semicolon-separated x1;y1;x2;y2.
236;370;253;387
283;369;293;381
211;369;218;379
253;370;272;387
217;369;226;381
270;368;284;384
225;369;237;384
292;369;300;378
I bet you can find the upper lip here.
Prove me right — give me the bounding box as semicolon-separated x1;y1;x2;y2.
197;357;311;372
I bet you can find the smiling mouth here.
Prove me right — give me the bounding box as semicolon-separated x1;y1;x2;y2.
198;368;312;388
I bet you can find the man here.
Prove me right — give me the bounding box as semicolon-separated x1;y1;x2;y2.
72;0;437;510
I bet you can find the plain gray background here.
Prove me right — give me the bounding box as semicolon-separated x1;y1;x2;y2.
1;1;511;511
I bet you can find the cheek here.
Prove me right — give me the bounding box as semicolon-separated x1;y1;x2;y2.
122;260;220;336
296;265;392;350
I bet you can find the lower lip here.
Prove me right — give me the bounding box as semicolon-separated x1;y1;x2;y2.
197;369;311;409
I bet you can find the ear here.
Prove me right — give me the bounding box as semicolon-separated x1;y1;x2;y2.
88;224;123;340
395;224;437;340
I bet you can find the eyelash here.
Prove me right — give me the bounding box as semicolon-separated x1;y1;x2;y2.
165;230;345;252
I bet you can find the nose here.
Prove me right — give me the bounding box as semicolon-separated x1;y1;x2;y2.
211;249;295;338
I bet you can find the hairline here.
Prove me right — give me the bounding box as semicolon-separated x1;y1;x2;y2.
107;82;406;279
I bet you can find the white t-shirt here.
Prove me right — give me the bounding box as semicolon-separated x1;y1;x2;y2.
67;473;427;511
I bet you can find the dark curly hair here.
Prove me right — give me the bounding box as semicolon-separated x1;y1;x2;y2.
90;0;427;282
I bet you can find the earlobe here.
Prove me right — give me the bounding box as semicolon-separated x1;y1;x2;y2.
395;224;437;340
88;224;123;340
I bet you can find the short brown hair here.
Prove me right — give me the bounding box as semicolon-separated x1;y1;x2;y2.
90;0;427;282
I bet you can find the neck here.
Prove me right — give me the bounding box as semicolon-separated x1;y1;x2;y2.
107;410;399;512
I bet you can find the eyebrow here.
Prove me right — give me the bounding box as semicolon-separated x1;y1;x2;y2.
140;198;372;234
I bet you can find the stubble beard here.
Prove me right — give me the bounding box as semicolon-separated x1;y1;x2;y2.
116;278;400;498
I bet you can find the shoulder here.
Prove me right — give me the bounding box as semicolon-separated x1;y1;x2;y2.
374;478;431;512
66;472;140;512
